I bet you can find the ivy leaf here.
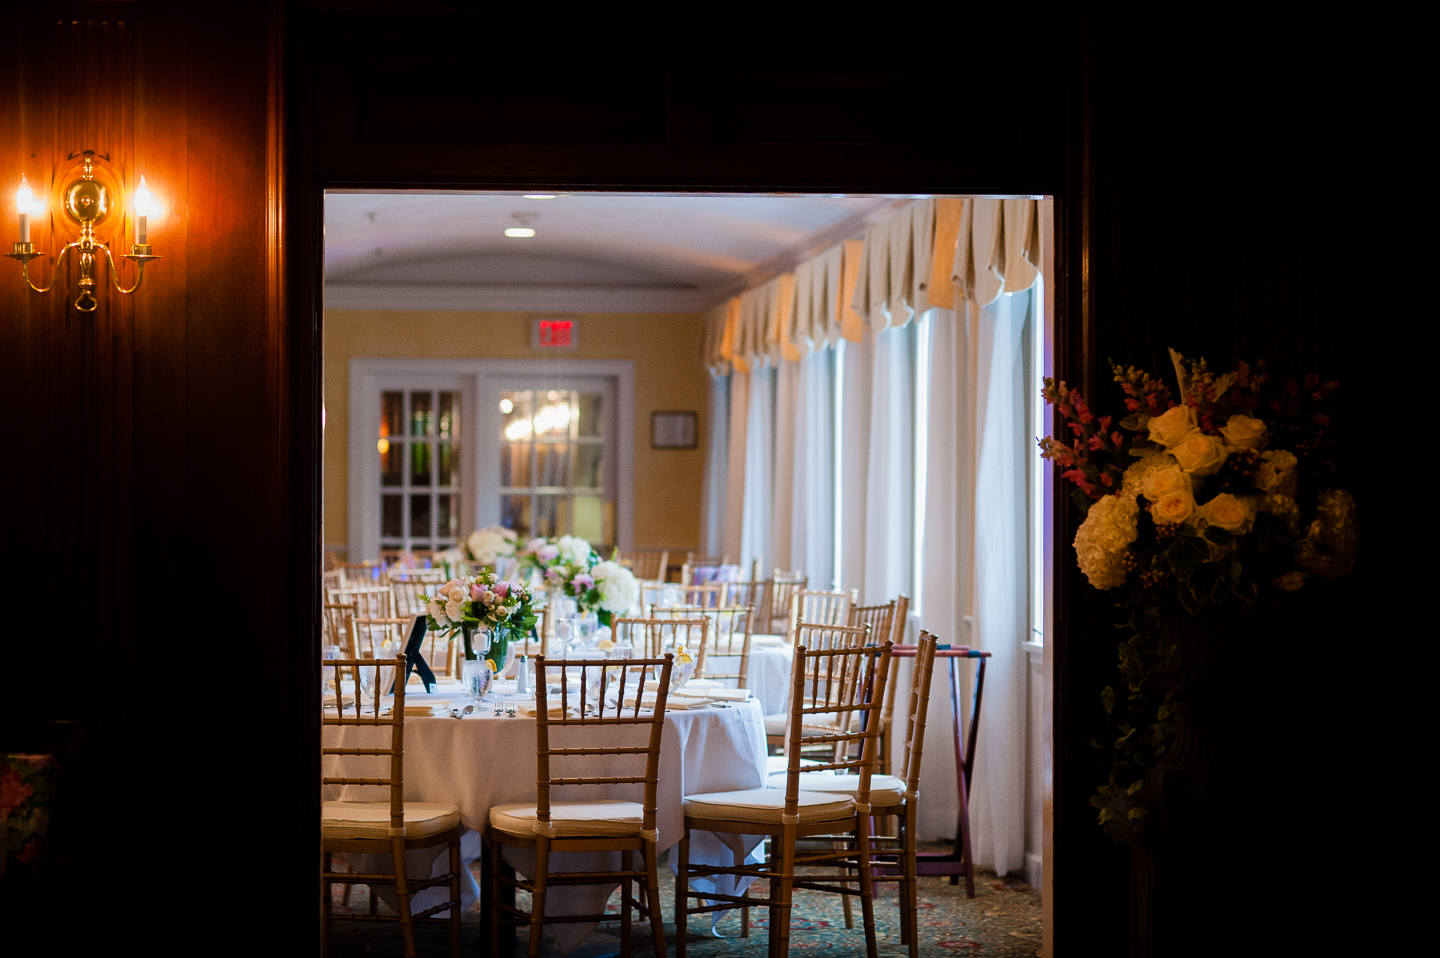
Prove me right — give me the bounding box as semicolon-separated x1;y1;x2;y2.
1071;488;1094;515
1127;442;1160;457
1127;806;1148;820
1204;526;1233;545
1101;686;1116;714
1126;779;1145;796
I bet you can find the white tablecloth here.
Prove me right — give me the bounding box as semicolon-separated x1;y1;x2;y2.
702;640;792;715
323;685;767;951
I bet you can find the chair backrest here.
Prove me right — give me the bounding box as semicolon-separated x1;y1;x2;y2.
693;607;754;687
390;578;437;619
531;654;674;839
774;639;893;811
898;631;939;790
322;656;408;833
389;568;444;584
723;579;765;616
338;561;383;588
612;616;710;659
322;569;346;593
847;599;897;651
875;595;911;740
675;582;726;610
619;549;669;582
789;589;855;640
514;605;548;659
681;553;730;585
766;573;808;636
323;601;359;652
329;586;394;621
351;616;411;659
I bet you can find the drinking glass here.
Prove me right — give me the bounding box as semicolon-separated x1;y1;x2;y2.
463;657;493;702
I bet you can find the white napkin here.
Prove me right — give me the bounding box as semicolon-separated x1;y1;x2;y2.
702;688;751;702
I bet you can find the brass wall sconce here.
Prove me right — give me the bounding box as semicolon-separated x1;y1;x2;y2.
6;150;160;312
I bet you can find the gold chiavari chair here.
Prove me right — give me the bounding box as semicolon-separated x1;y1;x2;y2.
788;589;857;642
764;622;873;753
613;615;710;662
486;654;675;958
680;553;730;585
328;586;395;622
692;607;754;689
390;576;442;623
618;549;669;582
766;572;808;636
322;657;463;958
722;578;764;617
512;606;548;661
322;569;346;593
337;560;383;588
323;601;360;687
676;638;893;958
850;595;910;774
674;582;726;610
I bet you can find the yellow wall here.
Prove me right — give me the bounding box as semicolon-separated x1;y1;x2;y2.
323;309;707;557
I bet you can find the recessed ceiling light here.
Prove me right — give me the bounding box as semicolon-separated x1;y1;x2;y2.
523;194;557;199
504;227;536;238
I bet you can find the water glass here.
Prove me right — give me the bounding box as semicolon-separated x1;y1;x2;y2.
463;657;493;702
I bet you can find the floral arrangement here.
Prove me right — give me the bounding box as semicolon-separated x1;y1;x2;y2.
515;535;640;621
423;566;539;667
1041;348;1357;834
466;525;517;563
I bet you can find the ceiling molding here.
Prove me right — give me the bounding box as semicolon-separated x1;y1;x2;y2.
324;283;713;314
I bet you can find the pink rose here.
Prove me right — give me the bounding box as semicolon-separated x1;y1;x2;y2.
573;574;594;591
470;584;484;601
492;582;510;597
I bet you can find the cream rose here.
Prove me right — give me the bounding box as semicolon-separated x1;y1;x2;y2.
1147;405;1199;448
1122;453;1173;498
1141;463;1191;502
1151;491;1196;525
1171;432;1229;476
1198;493;1254;534
1218;414;1268;451
1273;571;1306;592
1253;449;1298;496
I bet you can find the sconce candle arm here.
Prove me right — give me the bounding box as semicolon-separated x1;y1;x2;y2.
101;243;159;295
7;242;79;295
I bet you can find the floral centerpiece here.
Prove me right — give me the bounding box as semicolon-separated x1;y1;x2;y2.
466;525;518;563
515;535;640;624
423;566;538;672
1041;349;1357;835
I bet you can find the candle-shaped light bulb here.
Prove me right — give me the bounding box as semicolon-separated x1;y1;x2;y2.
16;177;33;244
133;176;152;245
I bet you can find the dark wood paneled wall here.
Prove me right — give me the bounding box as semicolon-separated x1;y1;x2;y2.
1;3;310;950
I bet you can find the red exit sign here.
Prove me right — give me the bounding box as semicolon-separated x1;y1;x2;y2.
532;317;579;350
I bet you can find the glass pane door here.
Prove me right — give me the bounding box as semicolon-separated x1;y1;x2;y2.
379;387;462;554
494;381;614;548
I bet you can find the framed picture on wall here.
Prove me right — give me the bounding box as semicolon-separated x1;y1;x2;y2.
650;411;697;449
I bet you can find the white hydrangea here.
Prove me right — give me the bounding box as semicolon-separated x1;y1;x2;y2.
1121;453;1175;498
1073;493;1139;590
591;560;640;614
557;535;592;566
467;525;518;561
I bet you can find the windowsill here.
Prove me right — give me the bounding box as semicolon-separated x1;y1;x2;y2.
1023;640;1044;661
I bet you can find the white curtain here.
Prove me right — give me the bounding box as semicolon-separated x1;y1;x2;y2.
968;287;1033;876
699;374;730;556
916;290;1033;871
837;333;873;595
739;366;775;574
769;358;799;573
723;371;748;562
789;348;835;588
861;322;917;607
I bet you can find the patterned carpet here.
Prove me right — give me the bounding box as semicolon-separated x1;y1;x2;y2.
325;843;1043;957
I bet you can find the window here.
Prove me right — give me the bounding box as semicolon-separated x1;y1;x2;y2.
378;387;463;554
495;383;614;545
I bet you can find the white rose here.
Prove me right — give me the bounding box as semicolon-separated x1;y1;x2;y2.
445;598;464;621
1197;493;1254;534
1171;432;1229;476
1141;463;1191;502
1147;405;1199;448
1151;491;1196;525
427;599;448;626
1218;414;1268;451
1253;449;1298;496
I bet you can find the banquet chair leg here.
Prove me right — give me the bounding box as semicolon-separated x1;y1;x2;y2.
855;814;878;958
321;852;332;958
645;838;668;958
391;833;418;958
740;889;750;938
449;830;462;958
621;850;633;957
675;832;690;958
775;825;797;958
903;805;919;958
529;837;550;958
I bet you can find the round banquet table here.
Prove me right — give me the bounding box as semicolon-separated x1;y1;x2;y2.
702;638;792;715
323;682;768;952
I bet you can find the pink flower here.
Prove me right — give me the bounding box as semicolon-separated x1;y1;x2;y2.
573;574;594;591
539;544;560;561
492;582;510;597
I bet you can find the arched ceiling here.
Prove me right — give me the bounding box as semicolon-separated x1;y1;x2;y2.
323;192;905;312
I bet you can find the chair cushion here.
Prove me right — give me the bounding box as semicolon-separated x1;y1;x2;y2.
683;788;855;824
490;800;648;838
764;713;788;736
765;772;907;806
322;801;460;841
